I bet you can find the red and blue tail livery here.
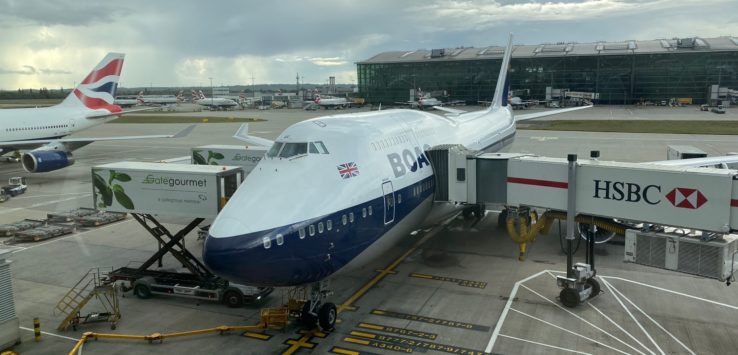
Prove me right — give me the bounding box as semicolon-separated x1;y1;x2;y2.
62;53;125;113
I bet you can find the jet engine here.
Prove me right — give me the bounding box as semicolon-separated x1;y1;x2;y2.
22;150;75;173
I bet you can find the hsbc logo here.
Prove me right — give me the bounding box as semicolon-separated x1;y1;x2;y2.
666;188;708;209
593;180;708;209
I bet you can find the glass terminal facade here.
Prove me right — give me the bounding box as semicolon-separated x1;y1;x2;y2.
357;39;738;105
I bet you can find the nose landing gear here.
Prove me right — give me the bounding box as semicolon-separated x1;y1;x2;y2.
298;281;336;331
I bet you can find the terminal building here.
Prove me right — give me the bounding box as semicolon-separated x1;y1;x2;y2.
356;36;738;105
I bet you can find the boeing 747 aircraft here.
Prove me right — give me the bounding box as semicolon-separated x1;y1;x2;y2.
0;53;193;173
203;35;591;330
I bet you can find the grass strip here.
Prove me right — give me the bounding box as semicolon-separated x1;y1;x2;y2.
520;120;738;135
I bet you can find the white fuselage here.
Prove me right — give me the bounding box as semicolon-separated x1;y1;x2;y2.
0;104;114;148
203;106;515;287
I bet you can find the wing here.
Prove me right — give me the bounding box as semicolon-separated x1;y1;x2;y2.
0;124;195;152
515;105;593;121
233;123;275;147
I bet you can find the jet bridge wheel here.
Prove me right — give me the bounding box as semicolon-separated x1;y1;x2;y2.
559;287;580;308
586;277;601;297
318;302;337;331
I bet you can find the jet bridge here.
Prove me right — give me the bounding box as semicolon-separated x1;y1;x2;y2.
427;146;738;283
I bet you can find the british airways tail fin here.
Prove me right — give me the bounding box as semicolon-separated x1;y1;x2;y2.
490;34;514;110
59;53;125;113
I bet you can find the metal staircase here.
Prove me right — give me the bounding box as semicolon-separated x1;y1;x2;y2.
55;268;120;331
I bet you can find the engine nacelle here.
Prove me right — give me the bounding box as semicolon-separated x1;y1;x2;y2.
22;150;75;173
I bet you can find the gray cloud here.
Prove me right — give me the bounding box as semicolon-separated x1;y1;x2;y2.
0;0;125;27
0;0;735;88
0;65;70;75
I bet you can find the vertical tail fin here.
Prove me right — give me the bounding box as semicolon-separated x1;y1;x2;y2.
490;34;514;110
198;90;206;100
59;53;125;113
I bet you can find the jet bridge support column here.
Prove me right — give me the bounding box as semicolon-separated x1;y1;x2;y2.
556;153;599;308
565;154;577;279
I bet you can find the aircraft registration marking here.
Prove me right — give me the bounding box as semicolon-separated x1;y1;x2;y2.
349;330;490;355
409;272;487;289
358;322;438;340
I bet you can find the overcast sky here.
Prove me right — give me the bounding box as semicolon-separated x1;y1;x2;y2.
0;0;736;90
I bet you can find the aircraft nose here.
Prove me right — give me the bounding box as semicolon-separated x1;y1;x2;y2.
202;229;268;286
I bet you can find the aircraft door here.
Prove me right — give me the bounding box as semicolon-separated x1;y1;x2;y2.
382;181;395;224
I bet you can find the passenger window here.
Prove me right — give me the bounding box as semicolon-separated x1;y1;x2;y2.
398;194;402;204
267;142;284;158
318;222;324;233
309;142;319;154
309;225;315;236
349;212;354;223
327;220;332;231
262;237;271;249
276;234;284;246
368;206;373;216
342;215;347;225
279;143;308;158
299;228;306;239
362;208;367;218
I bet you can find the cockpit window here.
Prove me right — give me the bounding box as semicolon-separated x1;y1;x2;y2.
314;141;329;154
267;142;284;158
279;143;308;158
309;142;319;154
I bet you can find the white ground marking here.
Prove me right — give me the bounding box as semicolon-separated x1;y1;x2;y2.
11;192;90;200
529;136;559;142
604;278;697;355
509;308;632;355
498;334;593;355
601;276;738;310
601;278;665;355
486;269;548;352
587;302;656;355
19;326;78;341
520;284;646;355
0;194;91;216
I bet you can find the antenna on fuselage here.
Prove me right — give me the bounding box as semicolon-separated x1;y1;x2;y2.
489;33;514;111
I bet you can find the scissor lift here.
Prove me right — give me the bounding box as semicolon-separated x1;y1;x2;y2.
427;146;738;307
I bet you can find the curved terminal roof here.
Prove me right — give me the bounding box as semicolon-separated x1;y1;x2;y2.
358;36;738;64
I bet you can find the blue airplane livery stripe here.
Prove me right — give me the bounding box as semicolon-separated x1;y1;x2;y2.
203;175;436;287
89;81;117;96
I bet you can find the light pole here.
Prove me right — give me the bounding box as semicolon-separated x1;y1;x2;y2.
209;77;214;107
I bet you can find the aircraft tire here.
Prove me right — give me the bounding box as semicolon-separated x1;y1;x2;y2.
300;302;317;327
318;302;337;331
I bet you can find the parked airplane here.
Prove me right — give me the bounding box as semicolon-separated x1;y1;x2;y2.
202;34;591;330
192;90;238;110
0;53;194;173
114;95;139;108
396;89;443;110
312;94;349;109
138;91;184;106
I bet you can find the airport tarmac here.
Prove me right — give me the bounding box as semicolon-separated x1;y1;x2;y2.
2;106;738;355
